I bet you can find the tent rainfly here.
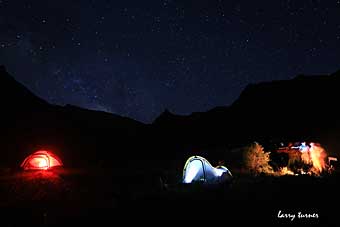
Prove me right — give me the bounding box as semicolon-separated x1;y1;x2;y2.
21;150;63;170
182;156;232;184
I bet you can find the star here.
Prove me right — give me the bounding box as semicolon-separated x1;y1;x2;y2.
0;0;338;123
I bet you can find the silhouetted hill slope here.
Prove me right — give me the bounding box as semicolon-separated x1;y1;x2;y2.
0;66;146;167
0;66;49;112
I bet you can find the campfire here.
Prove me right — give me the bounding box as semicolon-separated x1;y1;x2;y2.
243;141;337;176
274;142;336;176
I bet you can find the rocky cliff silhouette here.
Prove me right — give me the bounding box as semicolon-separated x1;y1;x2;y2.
153;69;340;157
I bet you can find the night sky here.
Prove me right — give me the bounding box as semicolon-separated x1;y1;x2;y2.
1;0;339;123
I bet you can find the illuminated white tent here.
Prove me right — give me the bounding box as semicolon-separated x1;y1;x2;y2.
182;156;232;184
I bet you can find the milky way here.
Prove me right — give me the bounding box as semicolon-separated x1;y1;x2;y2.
1;0;339;122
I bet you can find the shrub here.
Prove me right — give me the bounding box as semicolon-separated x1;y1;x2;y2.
243;142;273;176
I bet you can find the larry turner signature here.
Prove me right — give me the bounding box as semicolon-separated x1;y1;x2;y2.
277;210;319;221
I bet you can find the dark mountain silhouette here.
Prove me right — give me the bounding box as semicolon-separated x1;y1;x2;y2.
152;69;340;157
1;65;340;169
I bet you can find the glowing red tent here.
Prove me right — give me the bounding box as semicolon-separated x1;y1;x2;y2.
21;150;63;170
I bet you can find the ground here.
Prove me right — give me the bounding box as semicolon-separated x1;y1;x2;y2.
0;166;339;226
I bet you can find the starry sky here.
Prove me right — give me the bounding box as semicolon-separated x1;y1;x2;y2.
1;0;340;123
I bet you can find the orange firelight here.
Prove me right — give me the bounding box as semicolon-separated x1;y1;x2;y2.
309;143;327;174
